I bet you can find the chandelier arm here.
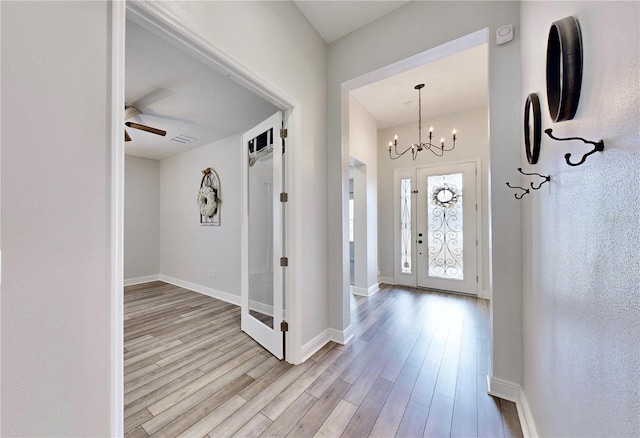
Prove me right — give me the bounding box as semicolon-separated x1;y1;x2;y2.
389;143;415;160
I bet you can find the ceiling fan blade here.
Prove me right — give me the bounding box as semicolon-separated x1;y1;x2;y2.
125;122;166;137
125;129;131;142
124;106;142;120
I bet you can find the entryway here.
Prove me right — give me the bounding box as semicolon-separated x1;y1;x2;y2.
394;161;479;294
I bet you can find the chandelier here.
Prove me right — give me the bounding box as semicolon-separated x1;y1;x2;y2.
388;83;457;160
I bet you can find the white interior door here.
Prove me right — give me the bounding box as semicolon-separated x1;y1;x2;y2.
416;162;478;294
241;111;284;359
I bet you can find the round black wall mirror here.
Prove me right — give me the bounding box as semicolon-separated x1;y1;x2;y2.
524;93;541;165
546;16;583;122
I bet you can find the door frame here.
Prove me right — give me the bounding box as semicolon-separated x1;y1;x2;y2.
110;3;304;434
393;158;484;294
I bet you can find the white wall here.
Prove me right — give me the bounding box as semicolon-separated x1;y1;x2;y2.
160;135;242;300
519;2;640;436
378;106;490;293
328;1;523;384
1;1;112;436
125;155;160;281
348;95;379;293
155;1;328;349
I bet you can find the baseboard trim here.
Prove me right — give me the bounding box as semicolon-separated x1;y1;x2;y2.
301;329;331;362
329;325;353;345
350;285;367;296
379;276;395;285
351;283;380;297
159;275;241;306
124;274;160;286
488;376;538;438
301;325;354;363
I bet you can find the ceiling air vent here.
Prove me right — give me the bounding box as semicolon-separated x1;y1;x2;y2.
171;134;197;144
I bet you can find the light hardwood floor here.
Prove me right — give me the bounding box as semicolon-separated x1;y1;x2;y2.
124;281;523;437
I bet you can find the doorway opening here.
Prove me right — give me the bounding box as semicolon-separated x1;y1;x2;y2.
112;3;303;434
340;27;490;330
349;157;375;296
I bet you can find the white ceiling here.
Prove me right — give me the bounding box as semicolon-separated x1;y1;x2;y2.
293;1;410;44
125;20;278;161
350;44;489;129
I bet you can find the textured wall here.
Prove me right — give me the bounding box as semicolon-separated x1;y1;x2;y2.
520;2;640;435
125;155;161;281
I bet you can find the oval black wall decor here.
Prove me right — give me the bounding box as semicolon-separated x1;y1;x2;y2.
546;16;583;122
524;93;541;164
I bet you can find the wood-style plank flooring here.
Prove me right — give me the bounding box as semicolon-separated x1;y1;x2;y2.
124;281;523;437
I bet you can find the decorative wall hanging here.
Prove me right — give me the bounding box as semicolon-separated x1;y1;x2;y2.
544;129;605;167
524;93;542;164
506;168;551;199
546;16;583;122
517;167;551;190
506;182;530;200
198;167;221;225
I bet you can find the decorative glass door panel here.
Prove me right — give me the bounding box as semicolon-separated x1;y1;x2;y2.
416;162;477;294
427;173;463;280
393;168;416;286
400;178;412;274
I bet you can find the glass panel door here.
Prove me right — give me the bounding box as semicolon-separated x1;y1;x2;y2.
416;162;477;294
241;112;284;359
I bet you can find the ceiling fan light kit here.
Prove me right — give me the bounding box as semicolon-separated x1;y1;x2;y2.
388;83;457;161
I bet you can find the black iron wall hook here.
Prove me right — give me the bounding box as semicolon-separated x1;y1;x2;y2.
506;182;530;199
517;167;551;190
544;128;605;167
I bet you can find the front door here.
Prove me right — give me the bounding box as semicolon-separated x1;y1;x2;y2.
241;111;285;359
416;162;478;294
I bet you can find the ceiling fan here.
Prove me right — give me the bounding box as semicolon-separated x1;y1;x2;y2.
124;106;167;142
